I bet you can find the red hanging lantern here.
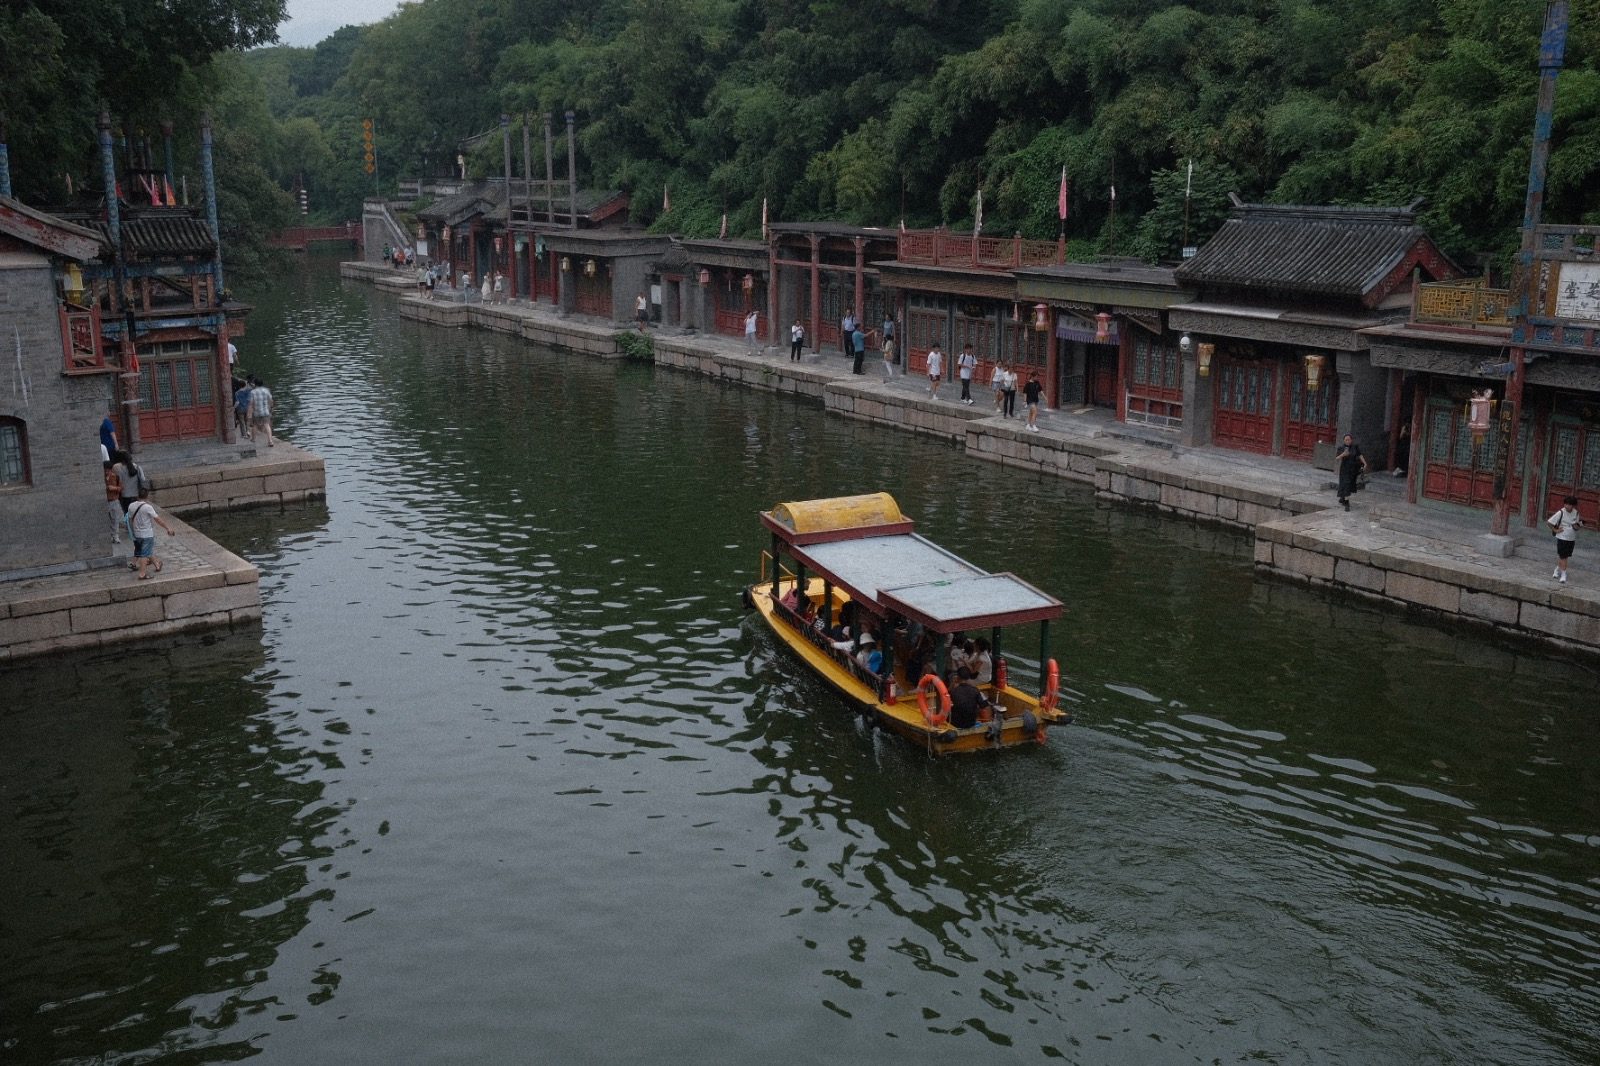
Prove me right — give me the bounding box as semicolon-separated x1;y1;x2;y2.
742;272;755;293
1094;312;1112;342
1032;303;1050;332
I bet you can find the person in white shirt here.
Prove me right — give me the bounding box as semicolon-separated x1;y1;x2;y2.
926;345;943;397
957;344;978;404
745;310;760;350
1548;495;1584;584
882;335;896;379
991;361;1007;411
790;319;805;361
248;376;275;447
1001;365;1018;418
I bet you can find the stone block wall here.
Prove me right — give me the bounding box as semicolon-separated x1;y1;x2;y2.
0;254;112;574
0;515;261;661
1257;516;1600;653
156;452;327;517
1093;459;1324;532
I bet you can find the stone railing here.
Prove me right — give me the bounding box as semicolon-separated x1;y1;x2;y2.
1414;280;1512;328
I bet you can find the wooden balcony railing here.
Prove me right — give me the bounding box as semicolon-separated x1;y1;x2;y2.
1414;280;1512;328
896;229;1065;271
59;303;109;374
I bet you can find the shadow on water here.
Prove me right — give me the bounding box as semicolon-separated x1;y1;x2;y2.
0;632;339;1064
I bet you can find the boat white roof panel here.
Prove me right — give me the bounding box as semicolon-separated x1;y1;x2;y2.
883;574;1058;623
801;534;981;592
798;534;1058;626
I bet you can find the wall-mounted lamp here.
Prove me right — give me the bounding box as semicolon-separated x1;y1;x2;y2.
559;256;571;273
698;267;711;286
1095;311;1112;342
1032;303;1050;332
1304;353;1327;392
1178;332;1193;355
1196;342;1215;377
584;258;597;277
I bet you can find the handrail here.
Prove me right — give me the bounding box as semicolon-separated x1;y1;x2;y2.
896;228;1065;271
1415;280;1511;328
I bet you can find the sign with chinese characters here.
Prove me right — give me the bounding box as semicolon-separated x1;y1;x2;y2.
1552;261;1600;323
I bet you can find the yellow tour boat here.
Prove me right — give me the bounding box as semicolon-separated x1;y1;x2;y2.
743;492;1070;755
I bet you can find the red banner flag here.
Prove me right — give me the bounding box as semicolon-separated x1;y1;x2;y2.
662;184;671;213
1057;166;1068;222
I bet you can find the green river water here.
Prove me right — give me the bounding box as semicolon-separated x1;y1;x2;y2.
2;255;1596;1065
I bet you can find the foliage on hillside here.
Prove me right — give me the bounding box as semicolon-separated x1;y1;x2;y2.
0;1;293;283
95;0;1600;269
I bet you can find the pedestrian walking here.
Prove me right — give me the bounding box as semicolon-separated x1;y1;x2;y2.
957;344;977;404
99;403;118;461
882;335;896;379
103;459;123;544
841;308;856;362
1023;372;1042;431
127;488;176;580
636;292;650;332
882;314;895;345
1548;495;1584;584
249;376;275;447
480;274;492;304
991;361;1006;411
233;378;253;440
790;319;805;361
114;450;146;513
493;272;506;304
1335;433;1366;510
1002;364;1018;418
852;324;866;374
745;310;760;350
926;345;944;398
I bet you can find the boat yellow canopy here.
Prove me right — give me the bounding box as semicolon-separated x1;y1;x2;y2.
763;492;915;545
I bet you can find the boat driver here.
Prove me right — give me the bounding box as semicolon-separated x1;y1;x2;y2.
948;667;990;729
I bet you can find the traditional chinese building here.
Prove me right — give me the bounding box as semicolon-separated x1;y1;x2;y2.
0;196;112;573
676;238;769;339
1171;201;1461;461
1366;232;1600;527
874;229;1061;384
1015;261;1187;423
768;224;900;352
415;180;629;301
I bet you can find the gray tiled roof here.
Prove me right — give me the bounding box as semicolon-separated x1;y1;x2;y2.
1175;201;1449;300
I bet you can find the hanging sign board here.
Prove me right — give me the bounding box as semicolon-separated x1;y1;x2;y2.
1552;261;1600;324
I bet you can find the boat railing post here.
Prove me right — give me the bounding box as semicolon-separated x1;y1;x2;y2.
770;533;781;597
822;582;833;629
1038;621;1050;694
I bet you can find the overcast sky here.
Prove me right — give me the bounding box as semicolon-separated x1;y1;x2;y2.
278;0;407;47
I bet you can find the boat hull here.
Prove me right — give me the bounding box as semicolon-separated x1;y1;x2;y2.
747;579;1067;755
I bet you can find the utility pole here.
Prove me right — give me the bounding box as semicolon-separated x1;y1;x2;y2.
1495;0;1568;537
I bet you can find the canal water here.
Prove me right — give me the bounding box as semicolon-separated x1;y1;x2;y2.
3;255;1597;1065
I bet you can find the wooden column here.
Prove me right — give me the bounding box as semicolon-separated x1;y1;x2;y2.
853;237;865;336
809;235;821;352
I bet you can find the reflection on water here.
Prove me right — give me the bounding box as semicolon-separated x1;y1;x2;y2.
2;254;1597;1064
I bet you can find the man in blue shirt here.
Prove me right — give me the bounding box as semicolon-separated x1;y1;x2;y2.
99;406;118;459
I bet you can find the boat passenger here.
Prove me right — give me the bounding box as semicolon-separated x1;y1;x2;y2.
779;587;799;612
854;633;882;674
949;637;974;678
948;667;991;729
969;638;993;686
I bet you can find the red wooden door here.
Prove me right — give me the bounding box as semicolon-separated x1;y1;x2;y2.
1420;400;1524;510
1545;421;1600;525
906;308;947;374
1086;347;1118;408
136;346;218;443
1213;354;1276;453
1283;367;1337;461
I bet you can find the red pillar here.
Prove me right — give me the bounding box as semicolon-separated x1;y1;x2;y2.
1114;316;1130;423
853;237;865;340
1045;315;1060;410
468;227;479;283
507;235;518;299
216;322;233;443
809;235;821;352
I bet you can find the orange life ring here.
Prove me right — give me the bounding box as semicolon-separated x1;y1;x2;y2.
1039;658;1060;713
916;674;951;728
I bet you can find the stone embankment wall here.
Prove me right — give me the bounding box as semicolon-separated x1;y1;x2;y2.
157;451;327;517
0;516;261;662
1256;514;1600;653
